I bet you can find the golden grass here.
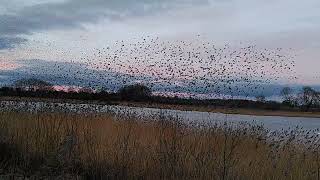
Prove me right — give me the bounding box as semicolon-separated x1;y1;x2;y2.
0;111;320;179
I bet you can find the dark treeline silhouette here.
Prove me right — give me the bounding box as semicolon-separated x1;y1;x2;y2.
14;78;54;91
279;86;320;111
0;79;319;112
0;86;118;102
118;84;152;101
0;86;285;110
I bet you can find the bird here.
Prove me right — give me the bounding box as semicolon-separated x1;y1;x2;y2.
6;35;298;101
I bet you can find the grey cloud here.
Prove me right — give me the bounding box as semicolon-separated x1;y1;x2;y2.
0;59;155;91
0;36;27;50
0;0;208;49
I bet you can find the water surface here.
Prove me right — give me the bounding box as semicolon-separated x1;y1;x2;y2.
1;100;319;131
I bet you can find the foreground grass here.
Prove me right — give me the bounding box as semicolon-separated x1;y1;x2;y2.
0;112;320;179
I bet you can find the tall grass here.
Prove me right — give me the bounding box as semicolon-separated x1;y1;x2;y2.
0;111;319;179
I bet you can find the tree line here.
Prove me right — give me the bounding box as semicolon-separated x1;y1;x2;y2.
280;86;320;111
0;78;319;112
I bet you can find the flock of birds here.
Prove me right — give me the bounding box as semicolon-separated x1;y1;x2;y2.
12;36;298;99
82;37;297;98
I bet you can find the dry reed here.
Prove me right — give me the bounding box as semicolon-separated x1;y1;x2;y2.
0;111;319;179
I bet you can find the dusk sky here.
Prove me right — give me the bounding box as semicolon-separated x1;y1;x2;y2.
0;0;319;90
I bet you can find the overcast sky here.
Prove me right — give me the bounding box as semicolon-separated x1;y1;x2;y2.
0;0;319;85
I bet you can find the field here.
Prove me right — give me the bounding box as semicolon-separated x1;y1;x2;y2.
1;111;320;179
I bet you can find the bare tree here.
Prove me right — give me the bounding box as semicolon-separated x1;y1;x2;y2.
118;84;152;100
255;95;266;103
280;87;295;106
299;86;319;111
14;78;53;91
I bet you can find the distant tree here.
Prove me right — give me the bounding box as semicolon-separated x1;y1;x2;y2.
79;87;94;94
118;84;152;101
255;95;266;103
298;86;319;111
280;87;293;101
280;87;296;107
14;78;53;91
0;87;13;96
96;86;110;93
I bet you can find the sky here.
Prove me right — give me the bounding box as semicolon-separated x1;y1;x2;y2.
0;0;319;96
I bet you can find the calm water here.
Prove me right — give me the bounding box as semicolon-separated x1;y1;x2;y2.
1;100;320;131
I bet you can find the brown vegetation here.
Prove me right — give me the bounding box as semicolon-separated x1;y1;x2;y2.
0;111;320;179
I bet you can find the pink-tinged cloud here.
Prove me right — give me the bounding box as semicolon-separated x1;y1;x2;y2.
152;91;255;100
52;85;80;92
52;85;95;93
0;62;20;70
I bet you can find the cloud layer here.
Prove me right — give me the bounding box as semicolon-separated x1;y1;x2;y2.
0;0;207;48
1;0;320;49
0;0;319;86
0;36;27;50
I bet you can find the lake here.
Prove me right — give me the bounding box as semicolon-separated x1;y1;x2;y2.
1;100;320;132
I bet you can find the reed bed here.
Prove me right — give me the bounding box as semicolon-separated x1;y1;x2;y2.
0;111;320;179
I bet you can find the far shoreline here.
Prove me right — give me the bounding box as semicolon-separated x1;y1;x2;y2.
0;96;320;118
119;102;320;119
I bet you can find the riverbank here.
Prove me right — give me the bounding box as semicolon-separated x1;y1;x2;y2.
1;96;319;118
